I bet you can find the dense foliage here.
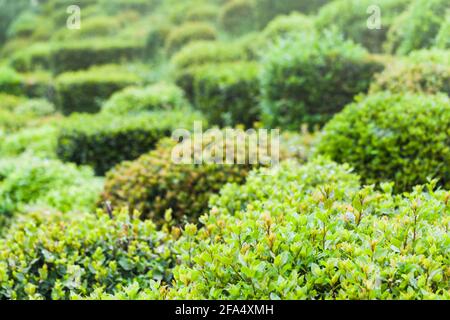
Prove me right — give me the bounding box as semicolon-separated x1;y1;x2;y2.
192;62;261;127
162;159;450;299
0;0;449;301
260;31;383;129
55;65;141;114
0;156;101;229
315;0;410;53
317;92;450;192
56;111;203;175
101;83;189;115
0;209;175;299
386;0;449;54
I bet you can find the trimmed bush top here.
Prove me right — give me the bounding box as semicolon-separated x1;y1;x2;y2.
317;92;450;192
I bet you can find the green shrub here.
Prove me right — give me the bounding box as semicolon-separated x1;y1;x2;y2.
260;31;383;129
386;0;448;54
315;0;410;53
0;125;59;159
165;22;217;56
192;62;261;127
370;55;450;95
20;72;55;100
219;0;257;35
6;11;40;38
0;0;29;43
0;109;33;133
56;110;203;175
254;0;328;28
102;83;188;115
163;159;450;299
14;98;56;117
0;96;58;133
9;43;53;72
316;92;450;192
145;24;172;59
55;65;141;115
262;12;315;41
0;68;54;100
185;4;219;23
0;156;102;225
99;0;161;14
171;41;249;70
408;49;450;66
0;209;175;299
51;39;145;74
51;16;121;41
0;93;24;111
0;66;23;96
436;16;450;49
102;128;294;224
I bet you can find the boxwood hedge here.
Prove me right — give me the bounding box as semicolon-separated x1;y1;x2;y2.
161;159;450;299
370;56;450;95
102;128;306;224
386;0;448;54
0;156;102;229
315;0;410;53
56;110;203;175
164;22;217;56
55;65;141;115
219;0;257;35
101;83;189;115
0;209;175;299
51;39;145;74
192;62;261;127
171;41;250;71
316;92;450;192
260;31;383;129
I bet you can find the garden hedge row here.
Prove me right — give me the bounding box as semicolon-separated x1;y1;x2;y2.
55;65;141;115
317;92;450;192
56;110;204;175
315;0;410;53
161;159;450;299
192;62;261;127
0;156;101;229
386;0;448;54
101;83;189;115
260;31;384;129
102;128;314;225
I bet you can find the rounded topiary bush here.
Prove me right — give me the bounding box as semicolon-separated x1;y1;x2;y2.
192;61;261;127
254;0;328;29
436;16;450;49
316;92;450;192
0;209;176;299
370;54;450;95
219;0;257;35
260;31;384;129
407;49;450;66
161;158;450;299
171;41;249;70
102;131;260;224
185;4;219;23
145;23;172;59
0;156;101;229
315;0;410;53
102;128;306;224
56;110;203;175
101;83;189;115
262;12;315;41
55;65;141;115
386;0;448;54
164;22;217;56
